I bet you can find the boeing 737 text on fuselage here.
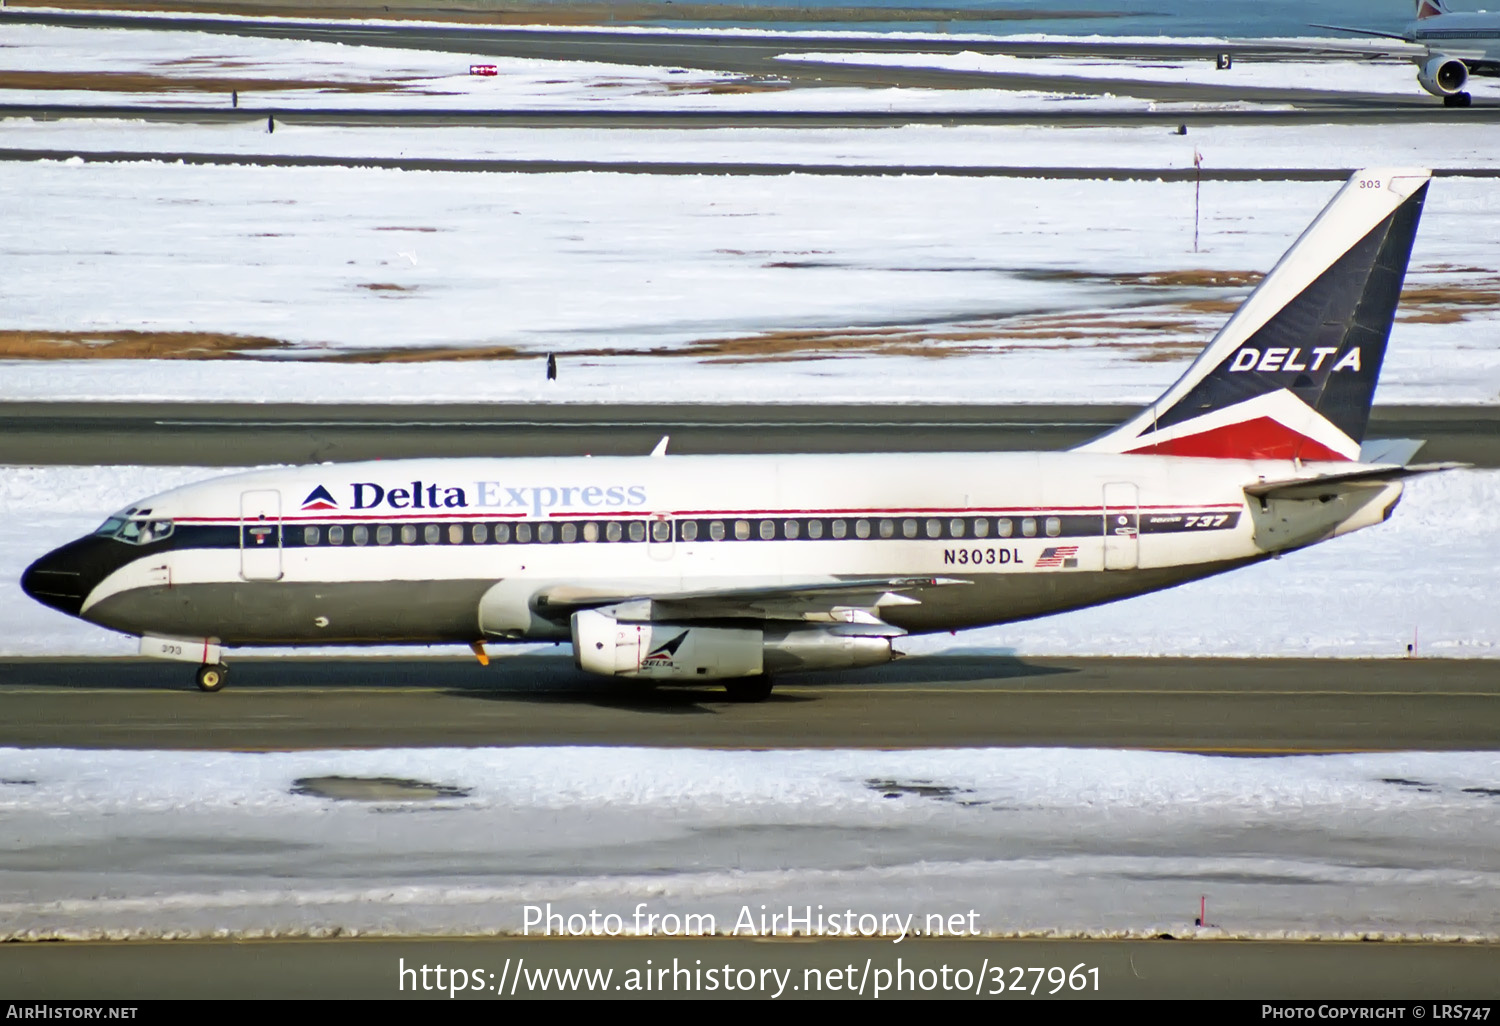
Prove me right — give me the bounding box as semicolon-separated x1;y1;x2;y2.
22;168;1458;700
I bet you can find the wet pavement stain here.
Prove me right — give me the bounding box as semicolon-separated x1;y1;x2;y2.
290;776;471;801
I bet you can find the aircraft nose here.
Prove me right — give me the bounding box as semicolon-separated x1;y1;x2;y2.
21;541;94;617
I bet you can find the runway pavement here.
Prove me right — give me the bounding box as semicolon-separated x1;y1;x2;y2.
1;654;1494;751
3;936;1498;999
1;402;1495;466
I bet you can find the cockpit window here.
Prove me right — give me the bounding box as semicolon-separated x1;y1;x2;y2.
96;516;174;545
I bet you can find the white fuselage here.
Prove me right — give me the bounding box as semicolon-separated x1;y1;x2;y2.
68;450;1401;649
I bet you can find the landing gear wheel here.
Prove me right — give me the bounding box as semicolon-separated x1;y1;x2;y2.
1444;91;1472;107
724;673;774;703
196;663;229;692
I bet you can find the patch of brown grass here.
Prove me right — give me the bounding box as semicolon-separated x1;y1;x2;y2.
0;329;290;359
318;344;528;363
358;283;416;292
373;226;444;233
0;69;411;94
1115;269;1264;288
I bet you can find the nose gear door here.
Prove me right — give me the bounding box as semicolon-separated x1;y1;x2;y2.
240;489;283;581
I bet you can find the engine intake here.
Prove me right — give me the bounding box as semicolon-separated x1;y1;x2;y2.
1418;55;1468;97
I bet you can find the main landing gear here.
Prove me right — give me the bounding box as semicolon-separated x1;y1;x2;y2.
195;663;230;692
723;673;775;703
1444;92;1472;107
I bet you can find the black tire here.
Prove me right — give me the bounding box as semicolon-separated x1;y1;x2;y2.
1444;92;1472;108
196;663;228;692
723;673;774;703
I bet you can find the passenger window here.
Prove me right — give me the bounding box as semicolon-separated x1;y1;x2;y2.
448;524;462;544
854;520;870;539
652;520;671;542
1045;516;1061;537
997;519;1012;538
948;518;964;538
758;520;775;540
784;520;799;540
328;525;344;545
681;521;699;542
401;525;417;544
1022;517;1037;538
537;522;554;543
304;526;321;546
376;525;393;545
879;519;894;539
734;520;750;541
606;521;622;542
352;525;369;546
424;524;440;544
628;521;645;542
708;521;725;541
973;518;989;538
561;522;577;543
902;519;918;539
925;519;940;538
516;523;532;543
582;522;599;542
494;523;511;543
831;520;847;539
807;520;823;539
472;524;488;544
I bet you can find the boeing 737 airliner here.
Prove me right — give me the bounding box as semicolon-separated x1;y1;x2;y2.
22;168;1456;699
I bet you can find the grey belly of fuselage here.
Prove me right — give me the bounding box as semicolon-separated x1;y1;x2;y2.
84;558;1259;647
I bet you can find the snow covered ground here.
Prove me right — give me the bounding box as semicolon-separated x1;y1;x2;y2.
0;22;1159;112
2;745;1497;941
3;161;1498;405
3;21;1497;403
3;464;1496;659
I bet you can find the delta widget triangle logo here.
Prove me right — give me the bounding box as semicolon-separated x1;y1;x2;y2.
301;485;339;511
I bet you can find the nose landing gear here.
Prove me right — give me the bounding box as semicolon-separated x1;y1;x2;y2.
195;663;230;692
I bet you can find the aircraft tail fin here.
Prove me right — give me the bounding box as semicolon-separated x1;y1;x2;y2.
1417;1;1449;20
1077;168;1430;463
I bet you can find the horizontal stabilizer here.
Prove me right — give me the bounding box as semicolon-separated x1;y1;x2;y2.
1246;461;1464;500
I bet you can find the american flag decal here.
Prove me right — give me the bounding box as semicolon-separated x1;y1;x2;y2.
1036;546;1079;569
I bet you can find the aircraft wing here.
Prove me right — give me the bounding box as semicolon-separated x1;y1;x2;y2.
538;576;973;633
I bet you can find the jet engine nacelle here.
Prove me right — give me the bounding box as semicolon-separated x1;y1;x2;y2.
1418;54;1468;97
570;609;893;680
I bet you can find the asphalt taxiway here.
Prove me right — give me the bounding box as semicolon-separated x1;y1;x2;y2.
2;402;1495;466
4;936;1499;999
1;654;1494;752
